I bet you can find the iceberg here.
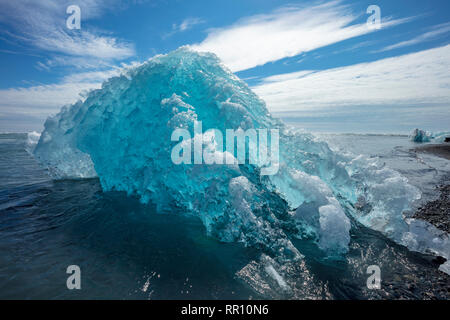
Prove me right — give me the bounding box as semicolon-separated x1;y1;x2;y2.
410;128;432;143
34;47;448;273
410;128;450;143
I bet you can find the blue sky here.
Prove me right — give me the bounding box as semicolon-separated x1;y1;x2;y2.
0;0;449;133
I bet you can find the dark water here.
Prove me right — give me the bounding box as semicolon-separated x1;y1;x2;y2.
0;133;448;299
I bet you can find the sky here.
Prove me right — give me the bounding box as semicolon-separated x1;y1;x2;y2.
0;0;449;133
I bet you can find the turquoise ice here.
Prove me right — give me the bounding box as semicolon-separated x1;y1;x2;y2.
34;48;449;274
410;128;450;143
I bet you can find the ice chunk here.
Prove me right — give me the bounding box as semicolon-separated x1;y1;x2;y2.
25;131;41;154
410;128;450;143
433;131;450;143
33;47;443;268
410;128;432;143
318;198;351;254
401;218;450;271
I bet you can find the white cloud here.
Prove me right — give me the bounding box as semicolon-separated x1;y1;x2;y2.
177;17;205;32
37;56;113;70
191;1;411;72
0;0;135;69
0;82;102;118
33;30;134;60
163;17;205;38
61;69;120;83
378;22;450;52
252;45;450;113
0;60;144;125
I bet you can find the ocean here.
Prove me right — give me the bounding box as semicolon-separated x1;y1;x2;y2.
0;132;449;299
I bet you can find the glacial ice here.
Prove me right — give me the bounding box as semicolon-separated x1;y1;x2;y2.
25;131;41;154
410;128;432;143
410;128;450;143
34;47;449;273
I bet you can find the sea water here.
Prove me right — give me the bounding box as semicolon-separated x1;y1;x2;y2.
1;132;448;299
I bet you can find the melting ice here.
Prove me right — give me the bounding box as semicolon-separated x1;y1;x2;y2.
410;128;450;143
33;48;449;278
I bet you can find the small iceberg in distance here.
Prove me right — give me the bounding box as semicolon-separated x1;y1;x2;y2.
410;128;450;143
410;128;433;143
33;47;449;274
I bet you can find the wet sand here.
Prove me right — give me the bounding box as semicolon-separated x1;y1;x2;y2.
411;144;449;233
413;183;450;233
413;143;450;160
411;144;449;280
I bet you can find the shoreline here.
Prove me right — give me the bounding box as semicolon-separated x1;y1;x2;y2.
413;143;450;160
413;182;450;233
411;143;449;281
411;143;449;238
411;143;449;233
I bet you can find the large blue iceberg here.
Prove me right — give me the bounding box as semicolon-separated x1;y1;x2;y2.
34;48;449;275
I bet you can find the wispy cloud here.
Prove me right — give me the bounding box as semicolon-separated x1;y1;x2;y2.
0;0;143;131
0;60;143;127
331;40;378;55
163;17;205;38
191;1;412;72
0;48;42;57
177;17;205;32
0;82;102;119
252;44;450;112
0;62;139;127
36;56;115;71
377;22;450;52
34;30;134;60
0;0;135;69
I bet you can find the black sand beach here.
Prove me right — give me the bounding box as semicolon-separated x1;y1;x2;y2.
414;182;450;233
410;143;450;287
414;143;450;160
411;143;449;233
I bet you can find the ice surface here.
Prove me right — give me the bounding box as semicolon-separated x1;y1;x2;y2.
34;47;448;273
